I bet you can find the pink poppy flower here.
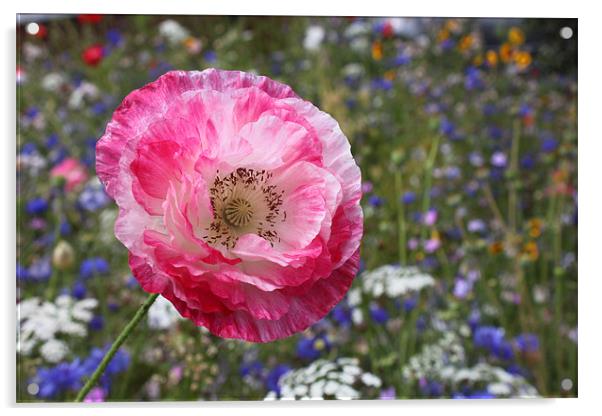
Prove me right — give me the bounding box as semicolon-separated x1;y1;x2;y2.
96;69;363;342
50;158;88;191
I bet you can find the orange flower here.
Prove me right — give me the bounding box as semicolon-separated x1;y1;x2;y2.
522;241;539;261
384;70;396;81
499;43;513;63
489;241;504;255
372;41;383;61
486;50;498;67
508;27;525;46
514;51;532;70
445;19;461;33
528;218;543;238
458;34;474;52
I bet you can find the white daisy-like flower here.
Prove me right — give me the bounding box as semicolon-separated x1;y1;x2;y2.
17;295;98;362
265;358;381;400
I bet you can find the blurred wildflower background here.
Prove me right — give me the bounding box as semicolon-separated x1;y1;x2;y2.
16;14;577;402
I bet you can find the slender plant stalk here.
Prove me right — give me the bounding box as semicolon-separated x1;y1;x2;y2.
508;120;521;232
74;293;160;402
419;135;441;244
394;169;407;266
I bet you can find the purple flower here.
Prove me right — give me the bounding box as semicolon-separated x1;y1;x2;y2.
490;152;507;168
379;386;396;400
423;209;438;226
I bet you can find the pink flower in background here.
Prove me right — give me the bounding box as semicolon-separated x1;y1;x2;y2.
50;158;88;191
83;387;106;402
96;69;363;342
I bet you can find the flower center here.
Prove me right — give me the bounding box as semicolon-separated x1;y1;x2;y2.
223;197;254;227
204;168;286;249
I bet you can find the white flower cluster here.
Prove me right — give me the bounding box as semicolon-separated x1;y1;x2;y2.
265;357;381;401
403;332;466;381
159;20;190;45
403;333;539;398
18;295;98;363
442;363;539;398
147;295;182;330
357;265;436;300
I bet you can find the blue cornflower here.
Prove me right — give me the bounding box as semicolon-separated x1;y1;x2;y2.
79;257;110;280
368;195;384;207
331;302;353;327
515;333;539;353
240;360;264;379
541;135;559;153
402;297;417;312
296;334;330;360
17;262;29;281
369;304;389;324
82;346;130;390
45;134;59;149
520;154;536;170
27;257;52;282
265;364;291;395
91;101;108;115
25;106;39;119
204;50;217;63
453;391;495;399
420;379;444;397
82;138;98;167
26;197;49;216
106;29;123;47
518;104;533;117
482;103;497;117
71;281;87;299
464;66;484;90
473;326;505;350
371;78;393;91
78;185;110;212
440;117;456;138
401;191;416;204
21;142;38;155
60;220;72;236
32;359;85;399
89;315;105;331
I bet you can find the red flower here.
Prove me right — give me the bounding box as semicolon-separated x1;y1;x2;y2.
82;44;104;67
382;22;394;39
78;14;104;24
35;24;48;39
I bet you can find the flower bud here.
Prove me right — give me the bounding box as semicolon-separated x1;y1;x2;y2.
52;240;75;270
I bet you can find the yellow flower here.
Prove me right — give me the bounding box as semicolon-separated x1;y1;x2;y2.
372;41;383;61
473;53;483;67
486;50;498;67
528;218;543;238
384;70;396;81
514;51;532;70
445;19;461;33
522;241;539;261
458;34;474;51
437;28;450;43
499;43;513;63
314;338;326;350
508;27;525;46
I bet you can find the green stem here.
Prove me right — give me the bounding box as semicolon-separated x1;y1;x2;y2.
507;120;521;232
74;293;159;402
420;135;441;244
394;169;407;266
